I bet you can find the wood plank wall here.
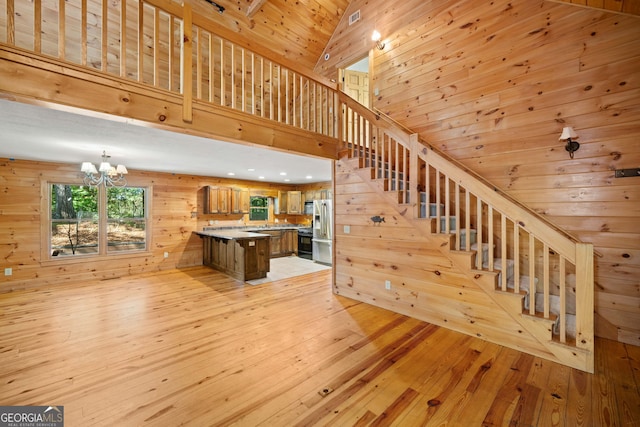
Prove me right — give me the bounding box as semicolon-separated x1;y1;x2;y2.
0;157;324;291
326;0;640;346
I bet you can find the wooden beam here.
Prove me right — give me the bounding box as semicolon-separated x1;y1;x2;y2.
246;0;269;18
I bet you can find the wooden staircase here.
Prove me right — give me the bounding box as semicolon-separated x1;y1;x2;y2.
339;95;594;373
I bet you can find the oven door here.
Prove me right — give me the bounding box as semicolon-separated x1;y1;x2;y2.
298;233;313;259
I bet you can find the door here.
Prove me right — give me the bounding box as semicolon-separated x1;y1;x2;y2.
343;69;370;107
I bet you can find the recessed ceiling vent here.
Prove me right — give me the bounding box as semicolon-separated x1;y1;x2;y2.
349;10;360;26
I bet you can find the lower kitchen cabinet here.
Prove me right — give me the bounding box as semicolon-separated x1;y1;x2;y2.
201;233;270;281
259;229;298;258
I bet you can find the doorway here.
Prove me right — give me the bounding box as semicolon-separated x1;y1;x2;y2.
341;56;371;108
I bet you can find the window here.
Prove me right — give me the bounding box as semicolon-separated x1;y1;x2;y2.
49;183;148;258
249;196;269;221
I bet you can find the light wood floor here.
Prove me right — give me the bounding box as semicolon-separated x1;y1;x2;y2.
1;267;638;426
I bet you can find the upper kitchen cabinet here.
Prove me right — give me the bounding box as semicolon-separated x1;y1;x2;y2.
204;186;231;214
276;190;303;214
287;191;302;214
276;191;288;214
304;189;331;202
232;188;250;214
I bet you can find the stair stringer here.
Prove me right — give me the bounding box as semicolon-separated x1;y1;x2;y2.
344;156;593;372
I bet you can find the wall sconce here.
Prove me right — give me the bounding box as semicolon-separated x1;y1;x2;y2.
372;30;385;50
559;126;579;159
205;0;225;14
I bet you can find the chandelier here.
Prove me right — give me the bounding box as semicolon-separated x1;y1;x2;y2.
81;151;128;187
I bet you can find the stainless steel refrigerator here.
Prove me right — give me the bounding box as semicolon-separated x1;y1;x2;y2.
312;199;332;265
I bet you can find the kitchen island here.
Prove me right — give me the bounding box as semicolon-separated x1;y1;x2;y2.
196;230;270;282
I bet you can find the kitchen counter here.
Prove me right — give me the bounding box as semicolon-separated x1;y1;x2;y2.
196;231;270;282
197;229;270;240
201;226;303;259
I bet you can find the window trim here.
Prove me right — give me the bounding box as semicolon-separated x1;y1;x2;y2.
41;179;153;263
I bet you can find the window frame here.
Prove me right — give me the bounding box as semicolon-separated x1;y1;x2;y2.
41;179;152;262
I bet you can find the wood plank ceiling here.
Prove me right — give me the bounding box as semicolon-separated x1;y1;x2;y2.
182;0;352;78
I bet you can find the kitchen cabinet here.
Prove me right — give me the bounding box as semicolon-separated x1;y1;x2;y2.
282;229;298;254
218;187;231;213
276;191;287;214
259;229;298;258
304;191;314;202
205;186;247;214
276;190;302;214
231;188;250;213
204;186;230;214
287;191;302;214
304;189;331;202
199;231;270;281
261;230;282;257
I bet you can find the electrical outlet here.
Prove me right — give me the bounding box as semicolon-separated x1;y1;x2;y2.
4;268;12;276
385;280;391;290
164;252;169;258
343;225;350;234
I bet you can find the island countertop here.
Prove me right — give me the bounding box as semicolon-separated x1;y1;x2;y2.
195;230;270;240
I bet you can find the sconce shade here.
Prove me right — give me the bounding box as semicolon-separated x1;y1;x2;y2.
371;30;385;50
559;126;578;140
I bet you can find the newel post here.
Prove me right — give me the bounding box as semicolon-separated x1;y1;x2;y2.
181;3;193;123
575;242;595;372
409;133;419;218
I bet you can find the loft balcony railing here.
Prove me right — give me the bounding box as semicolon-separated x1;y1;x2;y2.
0;0;338;136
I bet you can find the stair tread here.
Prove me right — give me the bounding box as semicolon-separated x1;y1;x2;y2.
522;310;558;323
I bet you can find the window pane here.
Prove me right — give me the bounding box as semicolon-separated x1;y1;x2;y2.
107;187;147;252
50;184;99;256
249;196;269;221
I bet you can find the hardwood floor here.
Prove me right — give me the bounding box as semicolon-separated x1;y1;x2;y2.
1;267;638;426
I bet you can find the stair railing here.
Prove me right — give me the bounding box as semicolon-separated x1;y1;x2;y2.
339;94;594;360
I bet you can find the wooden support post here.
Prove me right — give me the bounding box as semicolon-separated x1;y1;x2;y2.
181;3;193;123
575;242;594;372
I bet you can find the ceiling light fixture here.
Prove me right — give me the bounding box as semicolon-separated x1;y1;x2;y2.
81;150;128;187
372;30;385;50
559;127;580;159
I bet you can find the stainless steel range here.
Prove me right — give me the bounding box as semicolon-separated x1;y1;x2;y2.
297;227;313;260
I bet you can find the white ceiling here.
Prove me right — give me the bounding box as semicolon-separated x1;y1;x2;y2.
0;99;332;184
